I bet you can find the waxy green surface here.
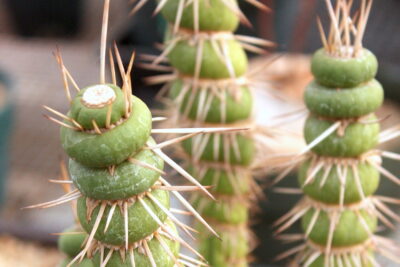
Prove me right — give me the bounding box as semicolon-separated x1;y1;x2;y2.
70;138;163;200
170;79;253;123
304;114;379;157
190;165;251;195
302;208;377;247
198;224;248;267
77;189;169;246
168;39;248;79
92;220;179;267
305;79;383;118
193;196;248;224
311;48;378;88
61;96;152;168
299;159;380;204
161;0;240;31
182;133;255;166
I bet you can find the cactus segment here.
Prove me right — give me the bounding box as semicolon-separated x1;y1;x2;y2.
169;79;253;123
189;164;251;195
77;189;169;245
298;158;380;204
160;0;240;31
61;96;152;168
182;133;255;165
304;79;384;119
302;208;377;247
304;114;379;157
168;38;248;79
197;224;249;267
193;195;248;224
70;138;163;200
311;48;378;88
91;219;180;267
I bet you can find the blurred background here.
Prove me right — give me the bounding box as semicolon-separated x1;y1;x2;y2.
0;0;399;266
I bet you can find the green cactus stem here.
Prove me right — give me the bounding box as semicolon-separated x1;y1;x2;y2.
134;0;275;265
274;1;400;266
27;1;250;266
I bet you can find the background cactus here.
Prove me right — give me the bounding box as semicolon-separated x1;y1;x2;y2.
132;0;276;266
274;1;400;266
27;1;248;266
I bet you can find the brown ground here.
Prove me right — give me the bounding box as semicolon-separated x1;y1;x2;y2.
0;235;62;267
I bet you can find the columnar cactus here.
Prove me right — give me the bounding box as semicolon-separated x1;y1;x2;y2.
134;0;274;266
27;1;246;266
275;1;400;266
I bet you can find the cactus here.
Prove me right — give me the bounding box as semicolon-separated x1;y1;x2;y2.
274;1;400;266
26;1;248;266
132;0;275;266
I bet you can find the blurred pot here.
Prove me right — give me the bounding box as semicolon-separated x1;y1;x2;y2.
0;70;15;204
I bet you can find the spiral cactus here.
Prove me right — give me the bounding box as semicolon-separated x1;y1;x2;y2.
132;0;275;266
275;1;400;266
27;1;250;266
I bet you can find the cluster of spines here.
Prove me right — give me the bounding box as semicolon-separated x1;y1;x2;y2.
132;0;275;266
274;1;400;266
26;1;253;266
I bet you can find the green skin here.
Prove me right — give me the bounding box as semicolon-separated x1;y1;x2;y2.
59;258;94;267
168;39;248;79
189;165;251;195
92;220;179;267
302;208;377;247
61;96;152;168
77;189;169;246
197;224;248;267
193;196;248;224
304;79;384;118
182;133;255;166
58;226;88;258
160;0;240;32
304;114;379;157
311;48;378;88
307;251;373;267
70;84;125;130
170;79;253;123
298;160;380;204
70;138;163;200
